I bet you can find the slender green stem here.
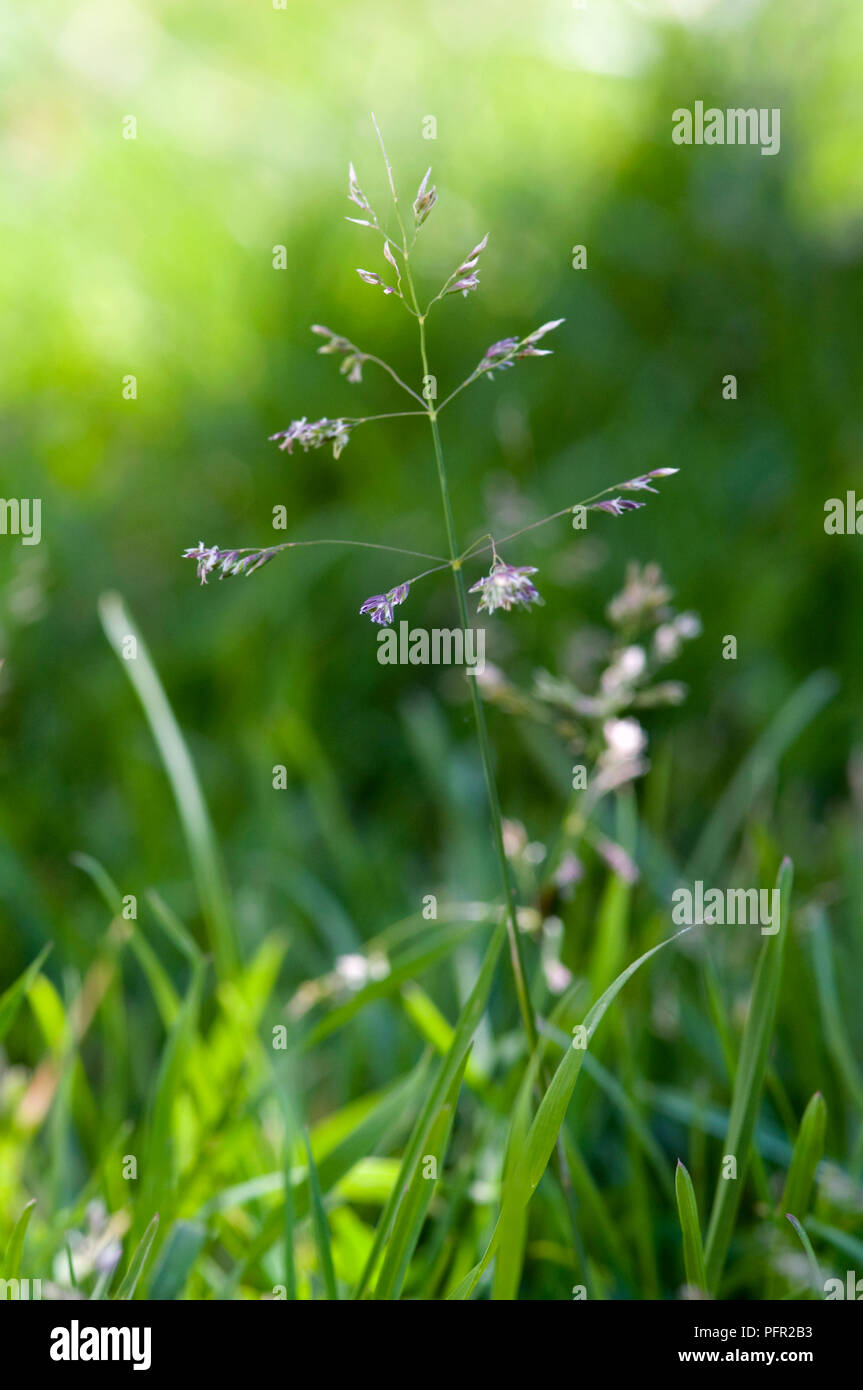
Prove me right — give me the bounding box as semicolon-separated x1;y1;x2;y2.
405;280;538;1052
437;370;481;412
369;115;583;1260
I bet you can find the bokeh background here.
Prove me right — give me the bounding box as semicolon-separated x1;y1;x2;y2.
2;0;863;1296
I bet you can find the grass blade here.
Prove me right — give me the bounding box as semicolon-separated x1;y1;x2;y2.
454;927;691;1299
675;1160;708;1293
354;915;506;1299
304;1128;338;1299
785;1213;822;1294
2;1198;36;1279
71;852;179;1027
115;1213;160;1299
810;908;863;1113
373;1052;469;1299
0;945;51;1044
687;675;836;879
99;591;237;977
781;1091;826;1219
703;857;793;1293
148;1220;206;1300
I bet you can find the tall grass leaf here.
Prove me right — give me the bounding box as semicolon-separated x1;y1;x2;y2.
781;1091;826;1220
675;1160;708;1293
71;852;179;1027
520;929;692;1199
2;1199;36;1279
703;858;793;1292
453;927;691;1299
304;1128;338;1299
687;675;836;879
0;944;51;1044
372;1052;469;1299
492;981;588;1300
400;982;488;1090
207;1055;432;1289
491;1058;533;1300
142;962;204;1218
115;1213;160;1300
148;1220;206;1300
806;1218;863;1268
354;915;507;1299
810;907;863;1114
785;1213;821;1294
99;592;238;977
146;889;204;966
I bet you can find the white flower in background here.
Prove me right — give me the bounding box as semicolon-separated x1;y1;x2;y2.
602;716;647;764
334;951;390;991
601;644;647;696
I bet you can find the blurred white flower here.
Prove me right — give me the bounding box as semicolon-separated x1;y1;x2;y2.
602;716;647;763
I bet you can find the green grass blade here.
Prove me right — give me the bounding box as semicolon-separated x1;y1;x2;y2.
354;915;507;1299
115;1213;160;1299
373;1052;469;1300
781;1091;826;1219
810;908;863;1113
520;929;692;1200
703;857;793;1293
203;1055;433;1291
71;852;179;1027
785;1213;821;1294
0;945;51;1044
687;674;836;878
146;889;204;966
805;1218;863;1268
99;591;237;977
2;1198;36;1279
142;962;204;1219
148;1220;206;1300
491;1066;533;1301
675;1160;708;1293
304;1128;338;1299
454;927;691;1299
400;981;488;1091
301;922;484;1048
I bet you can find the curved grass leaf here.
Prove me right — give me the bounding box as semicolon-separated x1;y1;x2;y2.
687;675;836;879
71;852;179;1028
703;858;793;1293
810;908;863;1114
781;1091;826;1220
354;915;506;1299
0;944;52;1045
148;1220;206;1300
373;1052;469;1299
675;1160;708;1294
99;592;237;977
115;1213;159;1300
452;927;691;1298
2;1198;36;1279
304;1129;338;1299
785;1213;821;1294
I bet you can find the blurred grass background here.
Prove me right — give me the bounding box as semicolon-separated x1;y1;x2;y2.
2;0;863;1297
